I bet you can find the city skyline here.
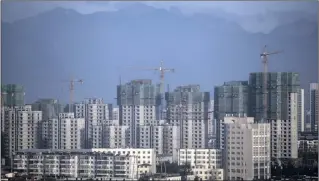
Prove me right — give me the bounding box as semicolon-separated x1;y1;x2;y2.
2;73;307;104
1;1;318;180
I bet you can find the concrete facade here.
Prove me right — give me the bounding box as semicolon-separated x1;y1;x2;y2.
223;116;271;180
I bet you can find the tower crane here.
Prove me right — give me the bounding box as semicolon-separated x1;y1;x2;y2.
260;45;283;122
132;60;175;119
137;60;175;93
62;78;83;113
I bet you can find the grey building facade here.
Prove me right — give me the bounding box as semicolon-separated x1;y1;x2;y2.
165;85;210;148
32;99;63;120
310;83;318;132
74;98;112;149
297;89;305;132
214;81;249;148
2;105;42;166
248;72;300;122
117;79;158;148
1;84;25;107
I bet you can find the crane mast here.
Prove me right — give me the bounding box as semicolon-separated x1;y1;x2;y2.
158;61;175;95
63;78;83;113
133;60;175;119
260;45;282;122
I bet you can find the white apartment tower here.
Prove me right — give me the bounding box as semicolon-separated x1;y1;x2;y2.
41;118;59;149
270;92;299;159
41;113;86;149
178;149;223;180
223;116;271;180
2;105;42;164
103;125;130;148
74;98;112;148
137;122;180;156
298;89;305;132
138;125;165;154
208;100;215;138
112;107;120;121
59;113;85;149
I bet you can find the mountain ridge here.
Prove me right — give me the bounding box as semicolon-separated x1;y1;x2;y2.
5;5;317;36
2;6;317;106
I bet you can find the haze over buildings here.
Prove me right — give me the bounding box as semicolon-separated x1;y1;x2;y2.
1;1;318;181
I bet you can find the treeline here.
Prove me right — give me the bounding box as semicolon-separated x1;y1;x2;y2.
271;151;318;178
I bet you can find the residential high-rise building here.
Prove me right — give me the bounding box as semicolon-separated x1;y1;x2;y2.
112;107;120;121
103;125;130;148
3;105;42;165
218;115;248;150
310;83;319;132
208;100;215;138
41;113;86;149
298;89;305;132
165;85;210;149
74;98;112;148
41;118;59;149
138;125;165;153
162;123;180;160
32;98;63;120
305;110;312;132
270;92;299;159
1;84;25;107
58;113;86;149
117;79;157;148
214;81;249;148
223;116;271;180
214;81;249;119
248;72;300;122
136;121;180;157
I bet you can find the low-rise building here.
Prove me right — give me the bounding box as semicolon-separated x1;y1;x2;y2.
178;149;223;180
92;148;157;176
298;132;318;152
298;140;318;152
13;149;140;180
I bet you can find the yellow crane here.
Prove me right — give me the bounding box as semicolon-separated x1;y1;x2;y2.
63;78;83;113
260;45;283;122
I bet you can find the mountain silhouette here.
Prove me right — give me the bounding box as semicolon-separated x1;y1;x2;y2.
2;4;317;107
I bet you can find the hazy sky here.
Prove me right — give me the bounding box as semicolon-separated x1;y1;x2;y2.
2;1;317;34
3;1;317;19
2;1;318;104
